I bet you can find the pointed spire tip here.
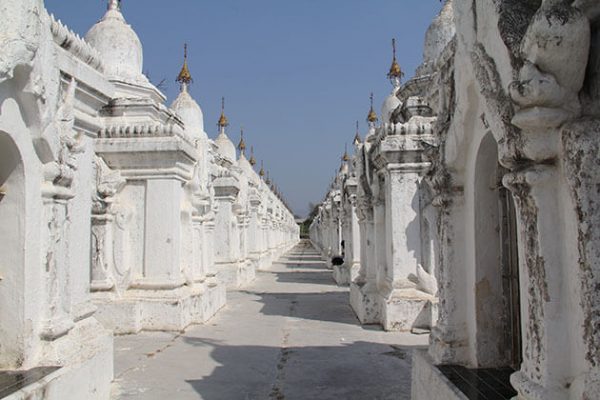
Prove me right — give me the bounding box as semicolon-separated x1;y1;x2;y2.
176;43;193;87
218;97;229;128
388;38;403;86
238;127;246;154
367;92;378;123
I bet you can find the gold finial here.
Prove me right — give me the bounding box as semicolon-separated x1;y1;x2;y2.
342;143;349;162
266;172;271;185
367;93;378;123
259;161;265;177
388;38;403;85
238;127;246;155
176;43;193;87
249;146;257;166
218;97;229;128
354;121;362;144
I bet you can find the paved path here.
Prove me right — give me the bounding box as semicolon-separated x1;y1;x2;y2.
112;240;428;400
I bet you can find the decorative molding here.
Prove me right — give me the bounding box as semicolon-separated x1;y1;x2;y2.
50;14;104;73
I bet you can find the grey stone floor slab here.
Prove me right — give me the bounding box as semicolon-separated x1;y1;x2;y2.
111;240;428;400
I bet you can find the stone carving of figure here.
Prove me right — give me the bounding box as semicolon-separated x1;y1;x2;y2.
416;264;438;296
42;77;84;190
56;79;84;168
93;156;126;215
510;0;591;127
91;156;126;291
0;0;42;83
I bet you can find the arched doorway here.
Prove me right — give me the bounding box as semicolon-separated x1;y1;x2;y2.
0;131;26;369
474;132;522;369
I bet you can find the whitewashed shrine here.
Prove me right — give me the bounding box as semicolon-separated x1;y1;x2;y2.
311;1;600;399
0;0;298;398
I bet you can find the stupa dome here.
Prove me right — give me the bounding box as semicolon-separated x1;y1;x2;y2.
423;0;455;64
382;90;402;124
171;88;206;139
85;1;144;83
215;131;236;162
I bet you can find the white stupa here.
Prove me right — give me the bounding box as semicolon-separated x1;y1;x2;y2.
381;38;403;124
85;0;147;85
170;44;207;140
214;98;237;162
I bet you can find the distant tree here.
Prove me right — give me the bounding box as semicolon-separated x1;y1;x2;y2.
300;202;320;238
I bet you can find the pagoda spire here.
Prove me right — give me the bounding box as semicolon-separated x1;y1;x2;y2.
238;127;247;156
367;92;378;126
249;146;257;166
388;38;403;87
176;43;193;92
218;97;229;129
354;121;362;144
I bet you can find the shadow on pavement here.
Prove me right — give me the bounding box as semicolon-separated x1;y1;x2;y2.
267;262;330;271
245;290;359;326
273;270;335;285
279;256;326;263
182;338;425;400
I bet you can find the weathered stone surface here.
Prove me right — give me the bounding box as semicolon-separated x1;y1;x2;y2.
311;5;443;333
0;1;298;398
411;350;467;400
313;1;600;399
4;0;600;398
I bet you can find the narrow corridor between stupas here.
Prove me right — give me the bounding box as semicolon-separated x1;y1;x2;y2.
3;1;600;399
111;240;427;400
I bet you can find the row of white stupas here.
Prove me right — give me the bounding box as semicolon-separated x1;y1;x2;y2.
310;6;448;333
310;1;600;399
0;0;298;398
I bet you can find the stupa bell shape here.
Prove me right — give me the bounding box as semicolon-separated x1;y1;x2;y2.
237;150;253;174
214;99;236;162
172;86;206;139
215;128;236;162
382;90;401;124
423;0;455;65
236;131;255;175
85;0;146;84
382;39;403;124
171;47;207;139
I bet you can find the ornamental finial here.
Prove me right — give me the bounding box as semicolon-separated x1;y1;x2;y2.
218;97;229;128
367;93;378;124
238;127;246;155
108;0;121;11
342;143;349;162
259;161;265;177
176;43;193;88
249;146;257;166
388;38;403;87
354;121;362;144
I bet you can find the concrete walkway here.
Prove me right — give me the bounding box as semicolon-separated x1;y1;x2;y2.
112;240;428;400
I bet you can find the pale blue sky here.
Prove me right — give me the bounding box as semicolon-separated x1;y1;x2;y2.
45;0;442;216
